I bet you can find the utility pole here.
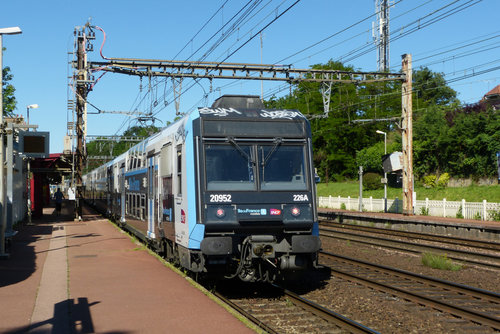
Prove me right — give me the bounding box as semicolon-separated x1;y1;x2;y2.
374;0;390;72
74;28;87;220
401;54;413;215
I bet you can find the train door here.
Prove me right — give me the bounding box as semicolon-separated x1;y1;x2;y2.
159;143;175;241
107;166;113;215
120;162;126;223
174;144;189;247
147;153;158;238
113;163;119;217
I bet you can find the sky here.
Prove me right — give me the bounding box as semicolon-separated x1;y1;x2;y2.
1;0;499;154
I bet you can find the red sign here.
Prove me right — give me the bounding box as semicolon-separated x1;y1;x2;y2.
181;209;186;224
270;208;281;216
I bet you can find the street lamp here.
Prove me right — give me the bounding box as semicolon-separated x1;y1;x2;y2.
26;104;39;126
376;130;388;213
0;26;22;259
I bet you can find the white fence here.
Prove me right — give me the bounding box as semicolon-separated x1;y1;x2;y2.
318;196;500;221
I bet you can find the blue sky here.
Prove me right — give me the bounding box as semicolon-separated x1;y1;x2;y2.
1;0;499;153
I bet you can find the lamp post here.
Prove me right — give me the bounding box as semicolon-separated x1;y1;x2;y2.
376;130;387;213
26;104;39;127
0;26;22;259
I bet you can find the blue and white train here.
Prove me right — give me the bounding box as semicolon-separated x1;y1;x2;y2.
83;95;321;282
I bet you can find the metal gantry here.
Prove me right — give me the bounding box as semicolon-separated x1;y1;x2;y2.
70;22;414;214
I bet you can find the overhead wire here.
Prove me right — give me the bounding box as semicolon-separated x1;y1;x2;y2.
144;0;302;118
338;0;484;65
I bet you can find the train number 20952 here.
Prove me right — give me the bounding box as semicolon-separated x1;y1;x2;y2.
210;194;232;203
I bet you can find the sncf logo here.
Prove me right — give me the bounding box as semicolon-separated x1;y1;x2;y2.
270;209;281;216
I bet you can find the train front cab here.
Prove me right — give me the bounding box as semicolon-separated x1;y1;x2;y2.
195;106;321;282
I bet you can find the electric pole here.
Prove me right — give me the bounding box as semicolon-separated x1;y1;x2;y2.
401;54;413;215
74;27;88;220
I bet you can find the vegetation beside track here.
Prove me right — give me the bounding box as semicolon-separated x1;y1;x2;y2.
317;182;500;203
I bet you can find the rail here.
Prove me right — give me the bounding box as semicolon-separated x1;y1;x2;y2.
321;251;500;330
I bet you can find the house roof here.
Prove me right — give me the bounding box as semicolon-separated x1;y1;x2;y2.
483;84;500;99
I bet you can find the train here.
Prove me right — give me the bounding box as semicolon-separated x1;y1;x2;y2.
82;95;321;282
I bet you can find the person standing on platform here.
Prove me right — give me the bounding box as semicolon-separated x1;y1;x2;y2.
54;188;64;216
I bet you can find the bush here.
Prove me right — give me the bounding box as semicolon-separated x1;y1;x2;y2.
363;172;383;190
420;207;429;216
437;173;450;188
489;210;500;222
423;175;437;188
423;173;450;188
421;252;462;271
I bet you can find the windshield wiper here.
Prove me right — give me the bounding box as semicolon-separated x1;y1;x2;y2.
261;137;282;167
226;137;255;165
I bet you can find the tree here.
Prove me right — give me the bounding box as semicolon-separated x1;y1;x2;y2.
444;103;499;177
2;65;17;115
264;61;469;180
413;106;450;176
413;67;458;108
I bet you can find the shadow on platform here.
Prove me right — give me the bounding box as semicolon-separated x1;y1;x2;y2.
4;297;130;334
0;201;74;288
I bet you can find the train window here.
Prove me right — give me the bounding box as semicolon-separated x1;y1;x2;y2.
259;145;307;191
204;143;255;191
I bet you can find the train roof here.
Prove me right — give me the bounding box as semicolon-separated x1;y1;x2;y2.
201;94;307;121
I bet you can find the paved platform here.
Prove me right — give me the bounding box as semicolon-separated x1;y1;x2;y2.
0;202;255;334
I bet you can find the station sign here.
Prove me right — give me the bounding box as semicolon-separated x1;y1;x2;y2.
18;131;50;158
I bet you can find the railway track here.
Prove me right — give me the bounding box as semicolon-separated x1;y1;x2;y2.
321;251;500;331
320;220;500;251
319;221;500;269
214;283;378;334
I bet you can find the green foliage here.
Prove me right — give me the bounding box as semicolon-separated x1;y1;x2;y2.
85;125;161;172
437;173;450;188
455;206;464;219
2;66;17;116
265;60;495;179
421;252;462;271
340;203;346;210
316;182;500;203
420;207;429;216
363;172;383;190
444;105;500;177
422;175;437;188
421;173;450;189
413;67;458;107
488;210;500;222
356;139;401;174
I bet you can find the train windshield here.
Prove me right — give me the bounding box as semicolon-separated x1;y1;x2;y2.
203;143;308;191
205;144;256;191
259;144;307;191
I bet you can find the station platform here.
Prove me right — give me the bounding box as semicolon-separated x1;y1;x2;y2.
0;201;255;334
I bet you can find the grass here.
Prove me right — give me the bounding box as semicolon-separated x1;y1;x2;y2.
317;181;500;203
421;252;462;271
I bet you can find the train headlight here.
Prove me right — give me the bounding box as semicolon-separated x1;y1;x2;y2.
216;208;225;218
291;207;300;217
